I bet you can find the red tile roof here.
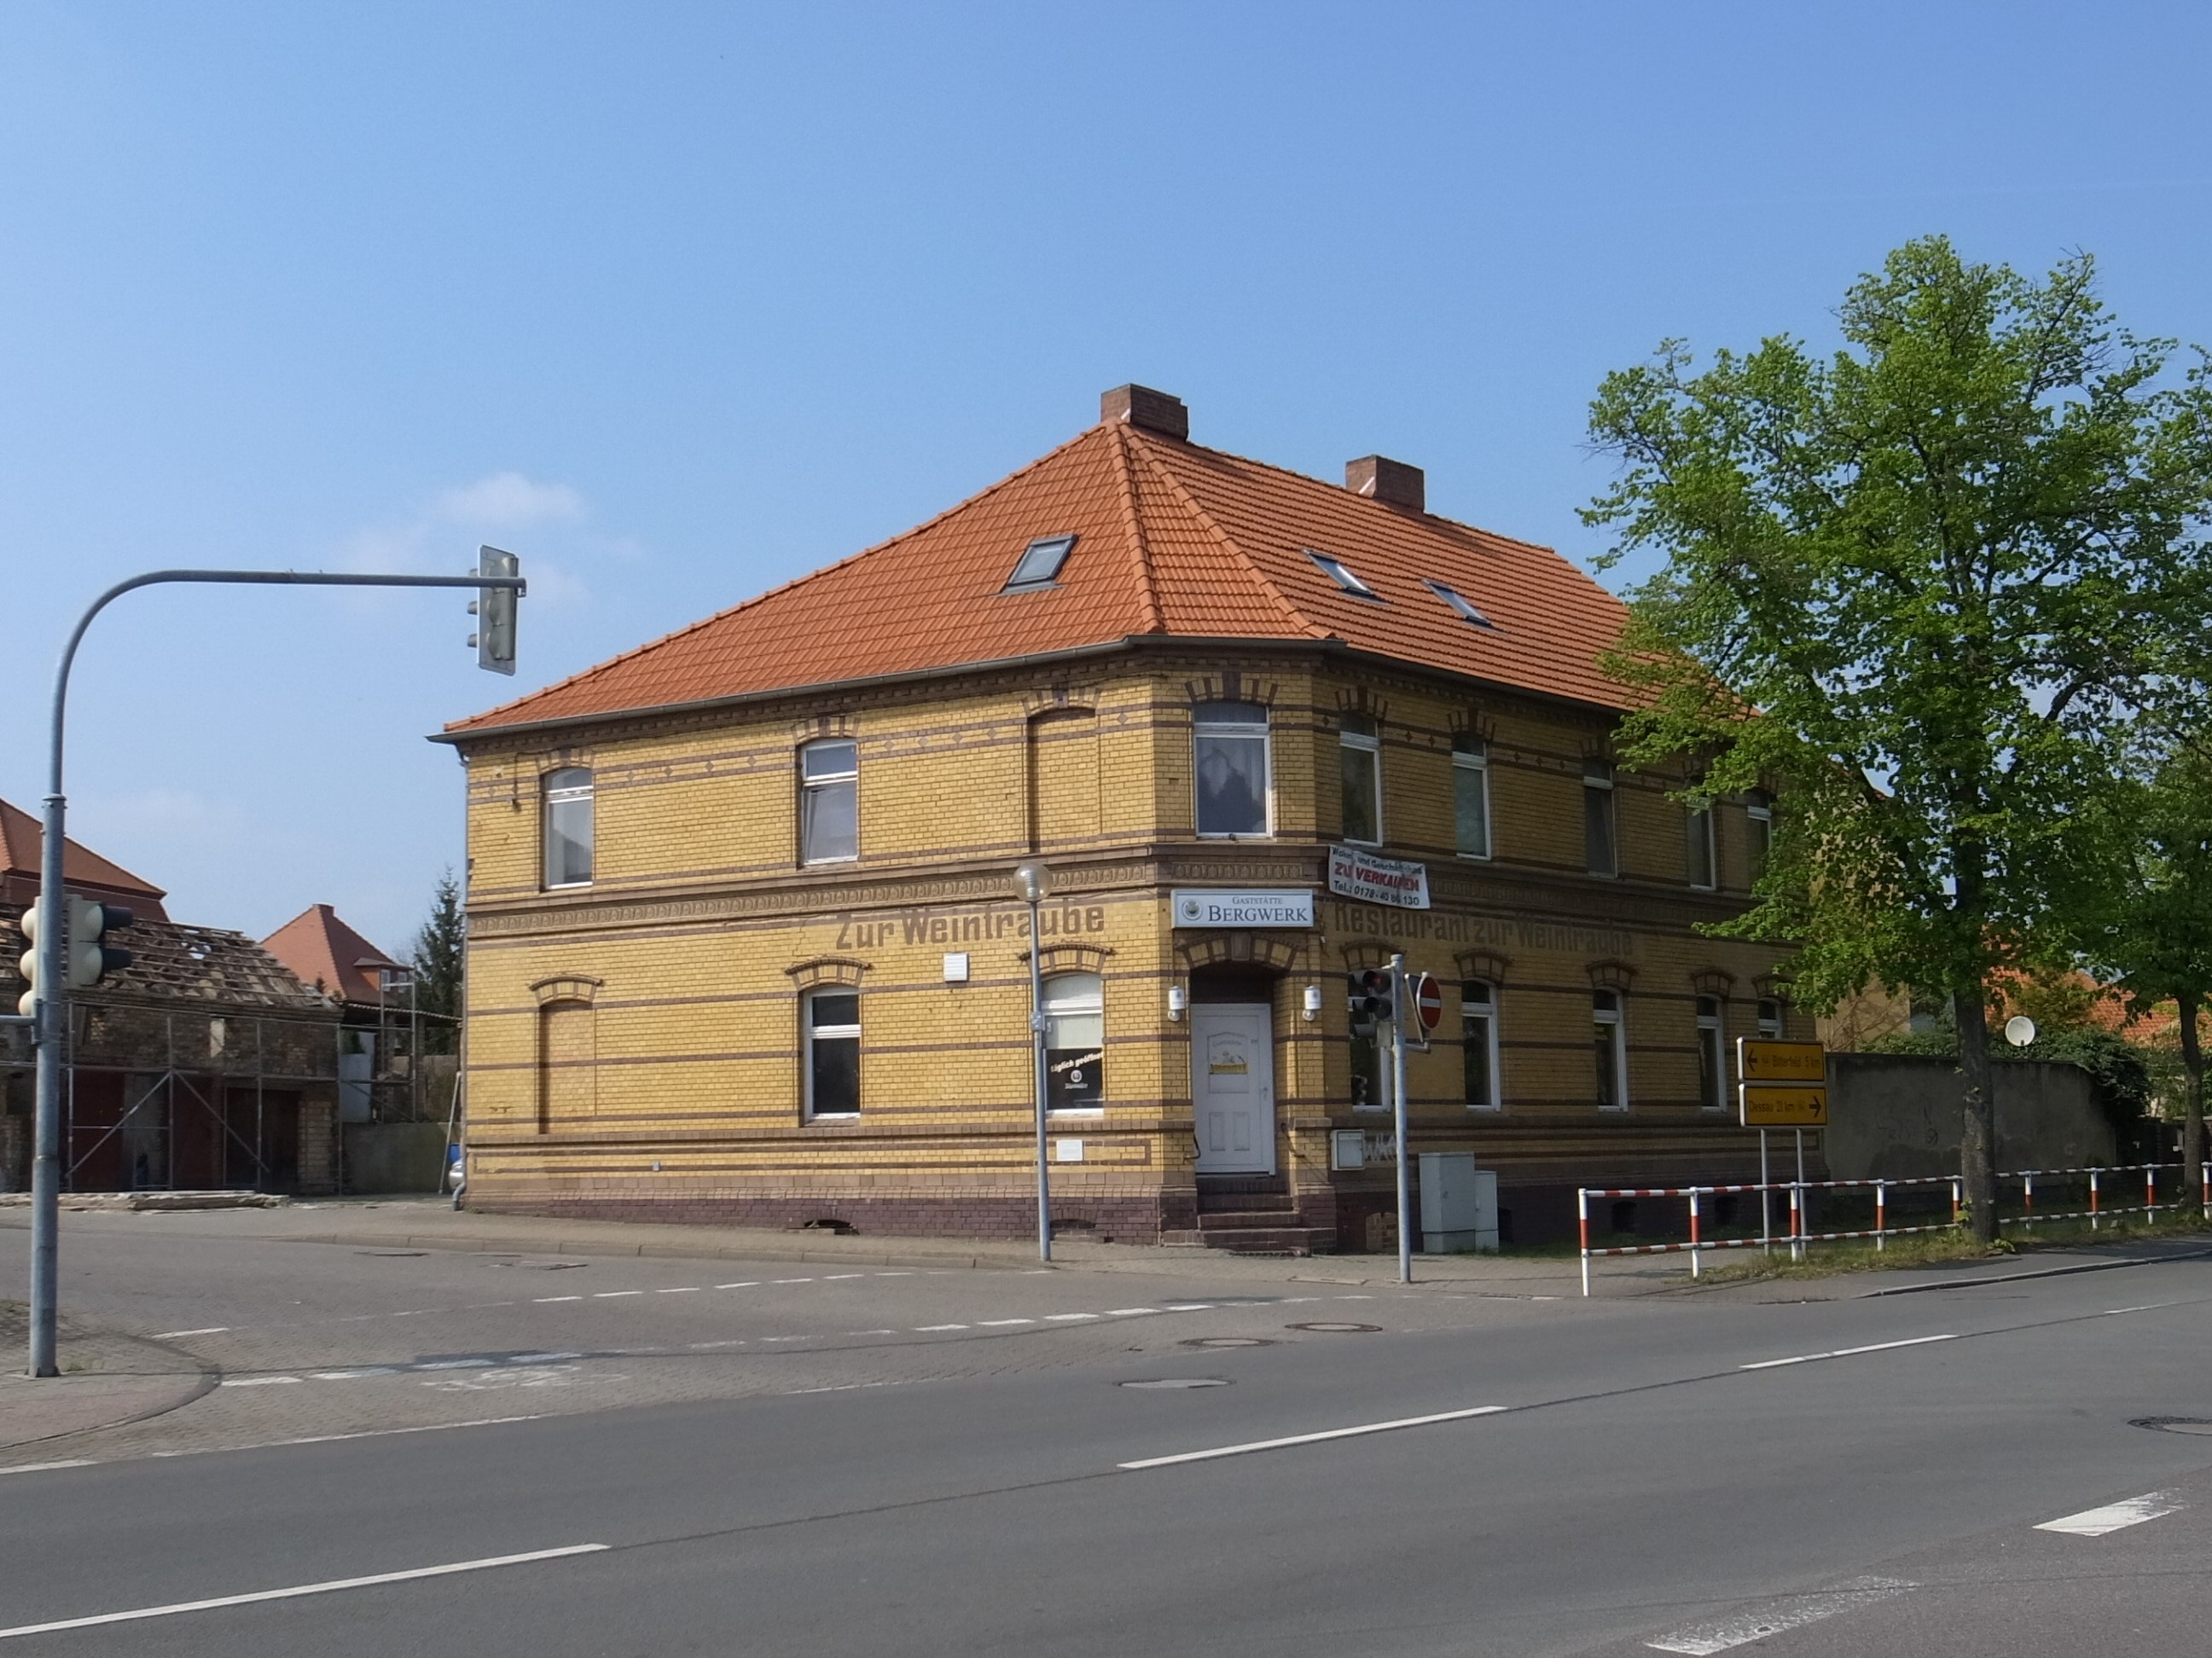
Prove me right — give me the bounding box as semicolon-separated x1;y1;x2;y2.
0;796;169;919
261;903;402;1007
446;411;1633;737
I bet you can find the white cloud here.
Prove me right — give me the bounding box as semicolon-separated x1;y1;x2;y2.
433;472;585;530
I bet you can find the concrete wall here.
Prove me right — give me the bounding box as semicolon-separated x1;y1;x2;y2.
1825;1055;2110;1181
343;1121;447;1193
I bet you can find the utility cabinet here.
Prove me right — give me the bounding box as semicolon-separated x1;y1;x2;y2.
1418;1153;1499;1253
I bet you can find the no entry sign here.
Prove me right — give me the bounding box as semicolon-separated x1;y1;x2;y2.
1410;972;1443;1032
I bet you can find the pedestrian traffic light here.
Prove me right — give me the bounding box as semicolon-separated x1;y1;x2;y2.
64;897;133;988
14;907;39;1017
1352;967;1397;1030
469;545;520;675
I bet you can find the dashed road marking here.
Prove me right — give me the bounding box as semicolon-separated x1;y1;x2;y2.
1645;1577;1914;1653
2036;1492;2185;1536
978;1319;1035;1327
773;1278;815;1284
1105;1308;1160;1317
914;1324;969;1331
655;1287;699;1295
591;1291;643;1300
716;1283;758;1290
1044;1313;1099;1322
1741;1334;1956;1371
532;1296;583;1304
1119;1405;1509;1470
151;1327;229;1339
823;1273;866;1279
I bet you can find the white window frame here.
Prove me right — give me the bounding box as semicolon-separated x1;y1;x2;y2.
1687;803;1716;891
1042;971;1105;1116
1192;702;1273;839
1594;988;1629;1111
798;739;859;866
542;768;595;890
1338;713;1382;846
1583;759;1617;878
1747;792;1774;878
1453;735;1492;860
1462;980;1501;1111
803;988;862;1120
1696;994;1727;1111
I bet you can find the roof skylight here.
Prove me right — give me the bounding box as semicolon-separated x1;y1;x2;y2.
1003;534;1077;592
1425;578;1495;628
1306;549;1380;600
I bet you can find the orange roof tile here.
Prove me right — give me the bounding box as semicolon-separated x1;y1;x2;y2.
260;903;402;1007
0;796;169;918
445;409;1632;736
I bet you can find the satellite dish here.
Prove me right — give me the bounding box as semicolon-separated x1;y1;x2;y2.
2004;1015;2037;1048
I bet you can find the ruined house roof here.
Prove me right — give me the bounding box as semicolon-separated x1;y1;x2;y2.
0;902;329;1012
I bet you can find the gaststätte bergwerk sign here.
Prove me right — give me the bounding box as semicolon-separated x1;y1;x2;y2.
1169;889;1316;928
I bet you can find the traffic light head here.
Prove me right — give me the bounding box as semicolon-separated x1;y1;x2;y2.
473;546;520;675
61;897;134;989
1351;966;1396;1029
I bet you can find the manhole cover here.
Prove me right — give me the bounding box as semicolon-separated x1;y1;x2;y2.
1286;1321;1383;1334
1180;1336;1275;1349
2131;1417;2212;1435
1119;1377;1232;1390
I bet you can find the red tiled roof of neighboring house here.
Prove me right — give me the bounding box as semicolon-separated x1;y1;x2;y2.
0;796;169;919
444;403;1634;737
261;903;403;1008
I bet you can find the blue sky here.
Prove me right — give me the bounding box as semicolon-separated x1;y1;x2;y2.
3;1;2208;956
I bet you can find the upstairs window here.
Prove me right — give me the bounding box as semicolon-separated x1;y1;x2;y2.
542;768;594;889
1338;713;1381;844
804;990;861;1119
1697;995;1727;1111
1757;998;1784;1040
1687;801;1716;890
1593;989;1628;1111
1042;972;1105;1113
799;739;858;864
1453;733;1491;859
1583;759;1617;878
1425;579;1495;628
1306;550;1380;600
1747;791;1774;879
1003;534;1077;592
1193;702;1269;838
1463;981;1500;1111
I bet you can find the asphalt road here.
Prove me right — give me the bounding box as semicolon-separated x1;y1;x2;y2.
0;1224;2206;1655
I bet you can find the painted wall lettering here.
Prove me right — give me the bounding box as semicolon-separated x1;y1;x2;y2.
835;905;1108;951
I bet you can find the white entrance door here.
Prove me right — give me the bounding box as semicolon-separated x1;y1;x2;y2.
1191;1003;1274;1174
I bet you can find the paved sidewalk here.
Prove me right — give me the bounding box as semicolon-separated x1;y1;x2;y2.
0;1306;211;1454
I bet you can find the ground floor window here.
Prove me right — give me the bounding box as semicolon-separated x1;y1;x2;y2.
1042;971;1104;1113
1462;981;1499;1110
805;989;861;1118
1593;989;1628;1111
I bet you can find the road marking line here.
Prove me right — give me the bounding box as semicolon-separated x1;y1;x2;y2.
1162;1303;1215;1312
1121;1406;1509;1470
691;1340;746;1349
509;1353;582;1364
875;1272;914;1277
2036;1492;2185;1536
2102;1302;2176;1316
773;1278;815;1284
823;1273;866;1279
715;1283;758;1290
532;1296;583;1303
309;1368;398;1381
1645;1577;1914;1653
0;1543;610;1641
847;1329;895;1336
1741;1334;1955;1370
914;1324;968;1331
592;1291;643;1299
0;1461;95;1476
151;1327;229;1338
655;1287;700;1295
1105;1308;1161;1317
414;1359;494;1371
761;1336;806;1343
978;1318;1035;1326
1044;1313;1099;1322
218;1377;301;1388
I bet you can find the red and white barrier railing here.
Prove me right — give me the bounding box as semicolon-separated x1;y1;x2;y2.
1576;1162;2212;1296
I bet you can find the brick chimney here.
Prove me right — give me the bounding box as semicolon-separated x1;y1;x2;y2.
1346;455;1425;513
1100;384;1189;441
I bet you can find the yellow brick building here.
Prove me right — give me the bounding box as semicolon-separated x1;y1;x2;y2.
440;386;1801;1249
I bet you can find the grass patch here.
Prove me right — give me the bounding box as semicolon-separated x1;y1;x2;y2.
1693;1209;2212;1285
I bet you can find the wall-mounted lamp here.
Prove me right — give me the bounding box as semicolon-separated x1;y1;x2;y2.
1166;985;1187;1022
1302;983;1324;1021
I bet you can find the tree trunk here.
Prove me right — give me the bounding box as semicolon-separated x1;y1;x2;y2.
2179;988;2206;1189
1955;984;1999;1243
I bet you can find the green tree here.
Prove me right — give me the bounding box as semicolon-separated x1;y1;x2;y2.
2077;730;2212;1174
1584;237;2212;1240
410;867;465;1053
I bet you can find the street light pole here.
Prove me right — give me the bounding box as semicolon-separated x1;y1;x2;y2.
1390;951;1413;1286
1013;860;1053;1264
21;565;524;1377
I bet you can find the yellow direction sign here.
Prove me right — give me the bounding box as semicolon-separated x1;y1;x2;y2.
1741;1084;1829;1128
1738;1038;1826;1083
